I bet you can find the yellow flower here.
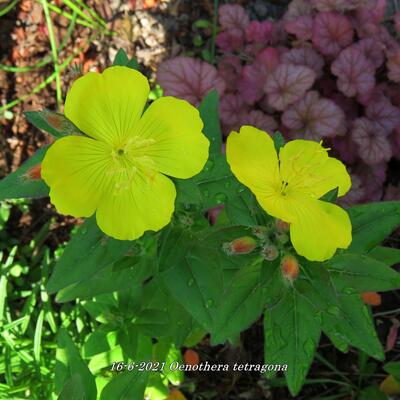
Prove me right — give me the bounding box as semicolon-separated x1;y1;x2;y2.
226;126;352;261
41;66;209;240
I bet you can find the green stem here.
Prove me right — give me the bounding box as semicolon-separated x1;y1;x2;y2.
72;0;107;28
210;0;219;63
46;1;95;29
0;0;19;17
41;0;62;109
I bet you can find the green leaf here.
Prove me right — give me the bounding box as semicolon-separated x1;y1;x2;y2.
348;201;400;253
160;226;256;331
367;246;400;266
100;370;149;400
298;262;384;360
272;131;285;152
112;49;139;70
198;90;221;154
0;147;49;201
264;288;321;396
153;338;184;385
358;385;388;400
211;258;284;344
113;49;129;66
58;374;87;400
55;328;96;400
83;330;117;358
384;361;400;381
25;109;82;138
320;187;338;203
325;253;400;292
47;218;133;294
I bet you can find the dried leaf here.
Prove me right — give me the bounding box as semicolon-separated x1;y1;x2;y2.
281;47;324;78
312;12;353;57
265;64;316;111
352;117;392;164
284;16;314;41
331;46;375;97
217;56;242;92
238;48;280;105
282;91;346;140
216;29;244;52
355;37;385;69
387;49;400;83
365;96;400;135
245;20;272;43
157;57;225;106
219;4;249;31
239;110;278;133
385;319;399;352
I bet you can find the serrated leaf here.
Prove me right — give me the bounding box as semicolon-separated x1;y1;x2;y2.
0;147;49;201
325;253;400;292
25;110;82;138
264;288;321;396
348;201;400;253
55;329;96;399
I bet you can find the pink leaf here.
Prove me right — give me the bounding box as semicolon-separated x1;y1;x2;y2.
338;174;365;206
352;0;386;38
351;117;392;164
238;48;280;105
331;93;359;120
284;16;314;41
265;64;316;111
282;91;346;140
216;29;244;52
284;0;313;20
332;134;359;164
385;319;400;352
387;49;400;83
365;96;400;135
331;46;375;97
355;37;385;69
395;12;400;33
311;0;361;11
312;12;353;57
219;4;249;31
270;21;288;46
239;110;278;133
355;161;387;201
217;56;242;92
245;20;272;43
379;26;399;55
219;94;249;128
157;57;225;106
281;47;324;78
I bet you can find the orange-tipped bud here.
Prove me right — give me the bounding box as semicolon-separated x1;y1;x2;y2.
167;389;187;400
25;163;42;180
223;236;257;255
276;219;290;232
261;244;279;261
380;375;400;395
361;291;382;306
184;349;200;366
281;255;299;281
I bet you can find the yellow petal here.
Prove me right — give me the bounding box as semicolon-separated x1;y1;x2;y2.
226;125;280;192
279;140;351;198
289;195;352;261
96;171;176;240
64;66;150;146
41;136;113;217
131;97;209;179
